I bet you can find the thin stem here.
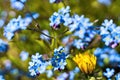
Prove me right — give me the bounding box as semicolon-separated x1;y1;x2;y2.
27;27;55;39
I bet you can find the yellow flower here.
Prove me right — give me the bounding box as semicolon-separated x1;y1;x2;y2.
73;51;97;74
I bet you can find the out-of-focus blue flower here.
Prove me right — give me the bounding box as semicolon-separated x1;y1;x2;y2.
0;11;7;28
46;70;53;78
57;72;68;80
49;6;70;30
10;0;27;10
116;73;120;80
99;19;120;48
0;75;5;80
3;60;12;70
20;51;29;61
51;46;69;71
103;68;114;79
28;53;50;76
69;67;80;80
0;39;8;53
10;68;19;76
40;30;50;42
98;0;112;6
49;0;62;3
0;19;5;28
94;47;120;67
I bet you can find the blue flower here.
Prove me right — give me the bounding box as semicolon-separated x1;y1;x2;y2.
51;46;69;71
10;0;27;10
57;72;68;80
40;30;50;42
69;67;80;80
115;73;120;80
103;68;115;79
0;75;5;80
20;51;29;61
28;53;50;76
0;39;8;53
46;70;53;78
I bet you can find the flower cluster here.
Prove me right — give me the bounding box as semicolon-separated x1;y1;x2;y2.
51;46;69;71
4;13;39;40
10;0;27;10
94;47;120;67
49;6;70;29
99;19;120;48
28;46;68;77
73;51;96;74
0;39;8;53
50;7;96;49
71;15;96;49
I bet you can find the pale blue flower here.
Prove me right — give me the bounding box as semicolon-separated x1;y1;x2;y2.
0;75;5;80
116;73;120;80
103;68;115;78
20;51;29;61
0;39;8;53
10;0;27;10
57;72;68;80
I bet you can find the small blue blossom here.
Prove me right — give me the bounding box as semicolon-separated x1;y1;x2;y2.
49;6;70;30
0;19;5;28
0;11;8;28
57;72;68;80
51;46;69;71
115;73;120;80
40;30;50;42
46;70;53;78
0;39;8;53
28;53;50;76
10;0;27;10
3;60;12;70
103;68;115;79
98;0;112;6
20;51;29;61
66;14;96;49
69;67;80;80
0;75;5;80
